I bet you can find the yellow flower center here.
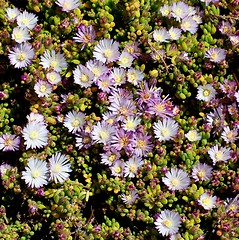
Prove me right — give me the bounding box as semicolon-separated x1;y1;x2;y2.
53;164;61;173
4;139;13;146
40;85;47;92
72;119;80;127
104;49;113;58
161;128;169;137
22;18;28;25
63;2;71;10
129;164;137;173
99;131;109;141
30;131;39;139
215;151;223;160
17;53;25;61
50;61;57;68
109;155;116;162
137;140;146;149
202;197;211;207
32;170;40;178
171;178;179;187
114;166;122;173
14;32;23;40
81;74;89;83
163;219;172;228
203;89;210;97
197;170;205;179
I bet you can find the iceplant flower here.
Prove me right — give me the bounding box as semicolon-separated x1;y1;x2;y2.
121;190;139;204
48;152;72;184
11;26;31;43
153;118;179;141
205;47;226;63
22;121;49;149
185;130;201;142
196;84;216;102
22;158;48;188
162;168;190;191
192;162;213;182
208;144;232;165
198;193;217;210
17;10;38;30
6;7;20;21
56;0;81;12
154;210;182;237
63;110;85;133
0;133;20;151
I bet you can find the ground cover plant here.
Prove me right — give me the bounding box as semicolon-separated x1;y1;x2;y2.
0;0;239;239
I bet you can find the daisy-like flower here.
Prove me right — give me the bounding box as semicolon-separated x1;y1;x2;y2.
86;59;108;81
6;7;20;21
155;210;181;236
160;4;171;17
110;67;126;86
73;24;96;50
206;106;225;131
118;51;134;68
63;110;85;133
17;10;38;30
198;193;217;210
162;168;190;191
205;47;226;63
124;156;144;178
126;68;144;86
132;132;153;157
95;73;113;93
73;64;94;88
48;152;72;184
0;133;20;151
171;2;189;21
12;26;31;43
153;118;179;142
110;160;125;177
56;0;81;12
0;163;12;176
22;121;49;149
192;163;213;182
93;38;120;64
185;130;202;142
34;80;52;98
26;112;45;123
122;116;141;132
153;28;170;43
181;16;198;34
121;190;139;204
221;126;238;143
196;84;216;102
100;149;120;166
219;21;233;35
46;71;61;85
123;42;141;58
91;121;116;145
229;35;239;47
8;43;35;68
192;14;202;24
225;196;239;213
208;144;232;165
168;27;182;41
22;157;48;188
40;50;67;72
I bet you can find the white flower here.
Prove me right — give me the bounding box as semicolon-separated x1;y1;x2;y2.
6;7;20;21
198;193;217;210
155;210;181;236
46;71;61;85
17;10;38;30
221;126;238;143
73;64;94;88
12;26;31;43
118;51;134;68
126;68;144;86
181;16;198;34
109;160;125;177
63;110;85;133
124;156;144;178
0;163;12;176
160;4;171;17
168;27;182;40
153;28;170;43
192;163;213;182
205;47;226;63
91;121;116;144
40;50;67;72
153;118;179;141
185;130;201;142
110;67;126;86
86;59;108;80
196;84;216;102
56;0;81;12
49;152;72;183
93;38;120;64
121;190;139;204
26;112;45;123
34;80;52;98
162;168;190;191
22;121;49;149
22;158;48;188
208;144;232;165
8;43;35;69
122;116;141;132
171;2;189;21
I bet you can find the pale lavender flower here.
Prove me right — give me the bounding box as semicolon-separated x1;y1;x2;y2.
26;112;45;123
110;160;125;177
126;68;144;86
63;110;85;133
6;7;20;21
121;190;139;204
171;2;189;21
208;144;232;165
100;149;120;166
160;4;171;17
8;43;34;68
17;10;38;30
110;67;126;86
168;27;182;40
93;38;120;64
123;42;141;58
206;106;225;131
221;126;238;143
132;132;153;157
192;163;213;182
198;193;217;210
153;28;170;43
229;35;239;46
56;0;81;12
73;64;94;88
12;26;31;43
118;51;134;68
122;116;141;132
0;163;12;176
46;71;61;85
219;21;233;35
0;133;20;151
34;80;52;98
185;130;202;142
73;24;96;50
205;47;226;63
181;16;198;34
86;59;108;81
95;73;113;93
